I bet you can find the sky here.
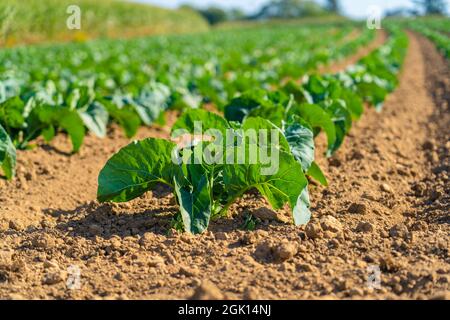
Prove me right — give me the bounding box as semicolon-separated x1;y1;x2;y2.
134;0;450;18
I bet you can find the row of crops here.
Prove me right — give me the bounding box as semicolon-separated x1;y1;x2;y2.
96;25;409;233
403;18;450;58
4;19;449;233
0;23;375;180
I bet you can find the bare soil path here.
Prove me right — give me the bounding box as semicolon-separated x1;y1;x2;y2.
0;33;448;300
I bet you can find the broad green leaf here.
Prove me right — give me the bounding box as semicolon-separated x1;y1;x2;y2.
174;169;212;234
247;103;285;127
303;75;328;102
286;103;336;153
41;126;55;143
0;96;25;129
281;81;314;104
133;82;171;125
0;124;16;180
102;99;141;138
293;187;311;225
324;100;352;155
306;161;328;186
223;150;308;217
35;105;85;153
341;89;364;120
97;138;183;203
78;102;109;138
67;86;93;110
283;118;315;171
224;90;272;123
242;117;290;152
171;109;230;138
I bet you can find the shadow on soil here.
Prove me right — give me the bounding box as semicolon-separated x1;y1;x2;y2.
42;184;267;240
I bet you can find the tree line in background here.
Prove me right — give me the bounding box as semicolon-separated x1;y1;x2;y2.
182;0;449;25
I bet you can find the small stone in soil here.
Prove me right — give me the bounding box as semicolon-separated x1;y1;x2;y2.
348;203;367;214
305;223;322;239
42;271;65;285
273;242;297;262
381;183;393;193
320;216;343;233
9;220;25;231
389;224;409;239
190;280;224;300
356;221;375;233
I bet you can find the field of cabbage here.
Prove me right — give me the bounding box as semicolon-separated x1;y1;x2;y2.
0;21;413;233
0;15;449;300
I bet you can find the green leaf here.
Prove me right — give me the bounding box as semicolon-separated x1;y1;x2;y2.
281;81;313;104
0;96;25;129
341;89;364;120
174;168;212;234
242;117;290;152
171;109;230;138
247;103;285;128
35;105;85;153
306;161;328;186
293;187;311;225
287;103;336;153
102;99;141;138
324;100;352;156
283;117;315;171
67;86;93;110
224;90;272;123
133;82;171;125
41;125;55;143
223;150;309;219
0;124;16;180
78;102;109;138
97;138;183;203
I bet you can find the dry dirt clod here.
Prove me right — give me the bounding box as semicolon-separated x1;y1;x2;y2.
252;207;287;222
320;216;343;234
243;287;260;300
380;255;403;273
42;271;65;285
240;233;258;245
214;232;229;241
190;280;224;300
179;265;200;277
9;220;25;231
43;260;59;269
148;256;165;268
381;183;393;193
389;224;409;239
32;234;56;249
348;203;367;214
273;242;297;262
305;223;322;239
356;221;375;233
0;251;13;268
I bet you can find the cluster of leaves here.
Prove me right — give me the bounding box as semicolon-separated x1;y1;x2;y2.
0;23;376;179
98;112;312;234
0;81;173;177
97;26;409;234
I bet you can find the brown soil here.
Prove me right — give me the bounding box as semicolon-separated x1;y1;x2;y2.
0;33;449;300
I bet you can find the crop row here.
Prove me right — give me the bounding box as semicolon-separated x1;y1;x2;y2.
97;26;409;234
407;22;450;59
400;18;450;59
0;23;375;180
